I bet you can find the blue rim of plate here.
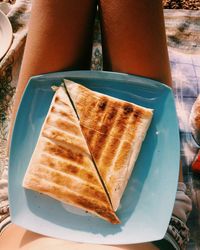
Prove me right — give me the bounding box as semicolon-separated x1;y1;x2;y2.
9;70;180;245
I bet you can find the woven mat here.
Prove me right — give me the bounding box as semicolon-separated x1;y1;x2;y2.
163;0;200;10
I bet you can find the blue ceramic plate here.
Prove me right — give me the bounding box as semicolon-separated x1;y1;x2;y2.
9;71;180;245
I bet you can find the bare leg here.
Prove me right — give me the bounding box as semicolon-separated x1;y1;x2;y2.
99;0;172;86
8;0;97;150
0;224;158;250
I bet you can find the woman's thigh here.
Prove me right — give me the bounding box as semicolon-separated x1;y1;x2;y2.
0;224;158;250
20;0;98;77
8;0;98;149
99;0;172;86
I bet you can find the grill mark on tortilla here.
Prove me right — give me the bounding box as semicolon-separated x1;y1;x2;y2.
44;140;84;165
50;106;76;122
39;154;99;185
113;140;132;171
83;102;133;166
24;175;120;224
96;136;121;181
46;116;80;135
80;125;95;145
78;94;97;121
77;96;110;144
79;96;142;142
82;101;121;162
55;96;69;106
28;165;108;203
42;126;88;154
88;128;108;162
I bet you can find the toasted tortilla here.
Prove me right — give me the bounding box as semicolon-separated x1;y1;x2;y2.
23;86;120;224
65;80;153;211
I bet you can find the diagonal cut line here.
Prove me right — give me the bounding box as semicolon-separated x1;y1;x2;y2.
63;82;113;208
63;83;80;120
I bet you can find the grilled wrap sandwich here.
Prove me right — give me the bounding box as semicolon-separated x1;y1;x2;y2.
23;86;120;224
65;80;153;211
23;80;153;223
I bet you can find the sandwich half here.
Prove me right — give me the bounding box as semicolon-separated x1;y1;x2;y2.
65;80;153;211
23;86;120;224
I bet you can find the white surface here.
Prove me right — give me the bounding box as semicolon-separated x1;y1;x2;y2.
0;9;12;60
